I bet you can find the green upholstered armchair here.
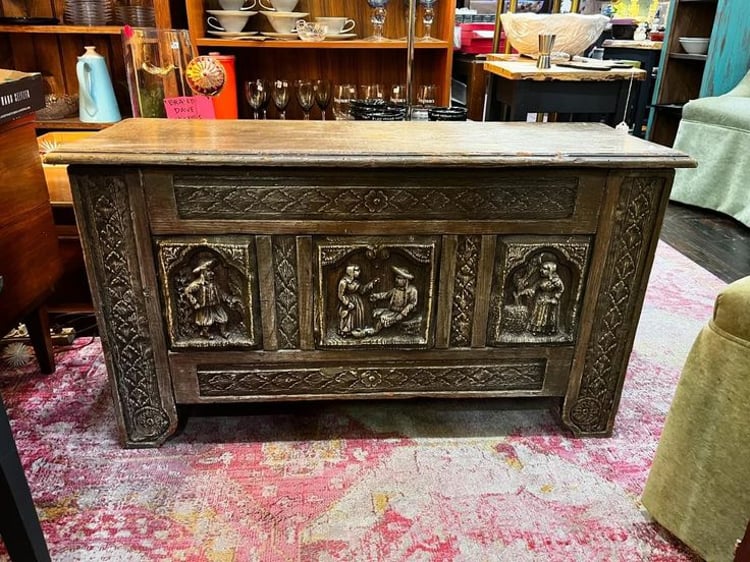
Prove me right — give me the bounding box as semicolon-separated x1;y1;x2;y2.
642;275;750;562
669;69;750;227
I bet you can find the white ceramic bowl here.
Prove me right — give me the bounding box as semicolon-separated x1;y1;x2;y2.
206;9;256;32
218;0;256;10
262;10;308;33
679;37;710;55
499;13;609;57
258;0;298;12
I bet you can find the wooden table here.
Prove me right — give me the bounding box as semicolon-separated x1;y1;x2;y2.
483;55;647;125
48;119;693;447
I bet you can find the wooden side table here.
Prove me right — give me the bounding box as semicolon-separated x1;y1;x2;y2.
483;56;646;126
0;114;62;373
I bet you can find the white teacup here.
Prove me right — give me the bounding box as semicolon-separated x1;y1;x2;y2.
263;11;308;33
206;10;255;32
259;0;298;12
314;16;355;35
218;0;257;10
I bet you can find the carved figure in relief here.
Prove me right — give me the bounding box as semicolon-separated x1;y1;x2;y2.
369;266;418;333
516;255;565;335
337;264;379;337
184;258;239;338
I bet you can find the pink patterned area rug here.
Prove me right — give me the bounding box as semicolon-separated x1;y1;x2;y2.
0;242;726;561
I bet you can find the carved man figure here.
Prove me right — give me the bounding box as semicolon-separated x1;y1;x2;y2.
337;264;378;337
184;258;236;338
519;256;565;336
370;266;418;333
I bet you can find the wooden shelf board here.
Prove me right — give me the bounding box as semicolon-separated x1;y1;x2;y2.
34;118;113;131
196;38;450;49
669;52;708;62
0;24;122;34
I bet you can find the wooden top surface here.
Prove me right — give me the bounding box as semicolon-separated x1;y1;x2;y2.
46;119;695;169
602;39;664;50
484;55;647;81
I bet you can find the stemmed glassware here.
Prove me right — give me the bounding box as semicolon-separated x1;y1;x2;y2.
245;78;270;119
295;79;315;120
419;0;439;42
271;79;290;119
364;0;391;42
314;79;332;120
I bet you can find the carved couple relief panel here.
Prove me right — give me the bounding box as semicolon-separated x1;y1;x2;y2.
315;237;439;349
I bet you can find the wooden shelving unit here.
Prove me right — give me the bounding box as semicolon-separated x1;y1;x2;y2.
647;0;750;146
186;0;455;114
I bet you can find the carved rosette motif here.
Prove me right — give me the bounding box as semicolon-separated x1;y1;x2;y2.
488;237;591;345
173;177;577;220
197;362;546;396
316;237;439;348
156;237;259;349
272;236;299;349
450;236;481;347
76;173;171;443
566;177;663;434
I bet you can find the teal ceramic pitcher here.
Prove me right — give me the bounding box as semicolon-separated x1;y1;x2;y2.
76;46;122;123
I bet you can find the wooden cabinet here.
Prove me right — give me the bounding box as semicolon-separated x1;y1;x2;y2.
186;0;456;114
647;0;750;146
0;114;62;372
49;119;693;446
0;0;179;129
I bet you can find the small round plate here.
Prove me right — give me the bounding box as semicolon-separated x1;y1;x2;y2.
260;31;299;39
206;9;258;15
207;30;259;37
323;33;357;40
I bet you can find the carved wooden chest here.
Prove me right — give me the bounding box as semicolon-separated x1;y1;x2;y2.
47;120;694;447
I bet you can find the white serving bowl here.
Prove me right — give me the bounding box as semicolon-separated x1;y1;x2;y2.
499;13;609;57
679;37;710;55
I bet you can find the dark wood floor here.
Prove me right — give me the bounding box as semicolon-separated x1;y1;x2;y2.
661;202;750;284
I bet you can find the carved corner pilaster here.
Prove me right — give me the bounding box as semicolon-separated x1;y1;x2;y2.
70;170;177;447
562;176;667;436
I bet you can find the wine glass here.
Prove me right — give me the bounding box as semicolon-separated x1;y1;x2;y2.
419;0;439;42
332;83;357;120
245;78;269;120
364;0;392;42
314;79;332;120
271;79;290;119
295;79;315;120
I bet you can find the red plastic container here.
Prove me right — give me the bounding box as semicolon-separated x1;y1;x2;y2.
457;23;505;55
208;52;238;119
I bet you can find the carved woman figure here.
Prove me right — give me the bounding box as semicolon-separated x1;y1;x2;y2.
184;258;236;338
519;256;565;336
337;264;378;337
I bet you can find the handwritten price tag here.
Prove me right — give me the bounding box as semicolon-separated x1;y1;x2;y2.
164;96;216;119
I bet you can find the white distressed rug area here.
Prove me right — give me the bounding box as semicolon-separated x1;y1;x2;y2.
0;242;725;561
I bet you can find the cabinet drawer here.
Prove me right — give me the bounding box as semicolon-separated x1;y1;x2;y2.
145;168;605;235
169;347;574;403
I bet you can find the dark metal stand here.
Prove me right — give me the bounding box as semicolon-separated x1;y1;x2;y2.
0;396;51;560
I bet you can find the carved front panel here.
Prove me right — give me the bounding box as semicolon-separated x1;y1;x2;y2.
172;171;579;220
197;362;545;396
488;236;591;345
315;236;439;349
156;237;260;349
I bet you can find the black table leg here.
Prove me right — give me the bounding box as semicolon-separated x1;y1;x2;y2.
0;394;51;561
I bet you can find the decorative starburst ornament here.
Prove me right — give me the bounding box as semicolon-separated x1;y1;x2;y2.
2;342;34;368
185;56;226;96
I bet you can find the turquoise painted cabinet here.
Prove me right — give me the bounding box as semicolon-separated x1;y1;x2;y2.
647;0;750;146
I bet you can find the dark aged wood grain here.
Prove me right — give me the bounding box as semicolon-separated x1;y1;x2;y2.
56;120;692;446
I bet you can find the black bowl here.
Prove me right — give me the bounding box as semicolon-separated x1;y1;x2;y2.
427;107;467;121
